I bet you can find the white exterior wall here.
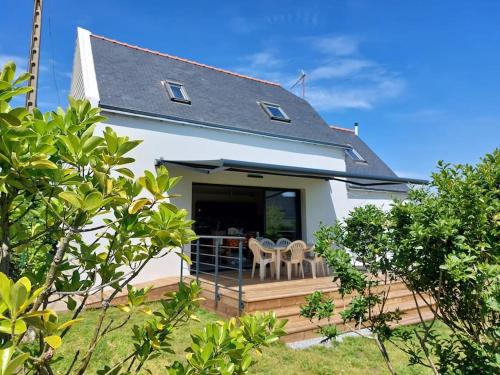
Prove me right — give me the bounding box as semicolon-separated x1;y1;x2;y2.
73;28;405;284
96;112;405;283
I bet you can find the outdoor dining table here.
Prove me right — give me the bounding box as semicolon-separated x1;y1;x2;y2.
263;244;314;281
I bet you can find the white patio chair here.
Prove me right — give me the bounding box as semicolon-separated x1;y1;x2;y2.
276;238;291;247
259;238;275;248
281;240;307;280
248;238;276;281
303;246;327;279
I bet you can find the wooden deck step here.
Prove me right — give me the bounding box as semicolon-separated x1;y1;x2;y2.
105;273;437;343
256;288;425;318
282;308;435;343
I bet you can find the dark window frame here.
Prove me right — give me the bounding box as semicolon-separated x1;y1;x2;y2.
192;182;301;241
259;101;291;122
163;80;191;104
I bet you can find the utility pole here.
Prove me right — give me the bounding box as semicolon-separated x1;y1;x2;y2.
25;0;43;112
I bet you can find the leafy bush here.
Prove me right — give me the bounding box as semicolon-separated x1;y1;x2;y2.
0;62;285;374
302;150;500;374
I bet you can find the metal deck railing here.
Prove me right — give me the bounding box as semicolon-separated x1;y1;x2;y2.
180;235;246;313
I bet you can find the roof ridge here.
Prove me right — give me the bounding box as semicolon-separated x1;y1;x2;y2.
90;33;281;87
329;125;355;134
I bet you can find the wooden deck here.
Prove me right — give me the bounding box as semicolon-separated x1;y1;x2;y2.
86;269;434;343
185;270;339;303
184;270;434;342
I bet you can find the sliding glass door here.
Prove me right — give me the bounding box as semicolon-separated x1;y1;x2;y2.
192;184;301;241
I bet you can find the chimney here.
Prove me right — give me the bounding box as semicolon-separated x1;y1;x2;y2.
354;122;359;136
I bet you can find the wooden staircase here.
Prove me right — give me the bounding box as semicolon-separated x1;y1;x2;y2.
189;274;434;343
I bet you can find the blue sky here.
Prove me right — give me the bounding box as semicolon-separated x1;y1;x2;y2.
3;0;499;179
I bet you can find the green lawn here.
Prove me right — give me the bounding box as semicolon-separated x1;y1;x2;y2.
53;304;432;375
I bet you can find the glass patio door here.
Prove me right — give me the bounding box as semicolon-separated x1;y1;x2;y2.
264;189;300;241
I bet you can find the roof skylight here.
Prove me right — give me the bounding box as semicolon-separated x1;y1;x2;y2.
260;102;290;122
345;146;366;162
164;81;190;104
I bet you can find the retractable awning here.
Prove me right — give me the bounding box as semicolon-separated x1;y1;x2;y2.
156;159;428;187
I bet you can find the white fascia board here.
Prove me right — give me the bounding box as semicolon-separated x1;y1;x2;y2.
77;27;100;107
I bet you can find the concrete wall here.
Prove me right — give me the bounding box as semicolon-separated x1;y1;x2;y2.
94;112;404;283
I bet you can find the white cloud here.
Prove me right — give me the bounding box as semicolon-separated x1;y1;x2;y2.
243;52;283;69
234;52;297;84
308;59;374;81
232;33;405;111
0;54;27;71
311;35;360;56
265;8;322;29
306;87;372;110
307;77;405;111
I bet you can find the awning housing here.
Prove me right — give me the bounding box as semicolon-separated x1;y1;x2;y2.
156;159;428;187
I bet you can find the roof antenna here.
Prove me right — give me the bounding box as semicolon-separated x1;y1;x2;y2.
354;122;359;136
290;70;306;99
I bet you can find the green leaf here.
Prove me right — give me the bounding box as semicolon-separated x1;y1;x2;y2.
117;140;141;156
10;278;30;315
82;136;103;153
13;72;31;85
128;198;151;214
241;354;252;371
0;80;10;90
0;113;21;127
44;335;62;349
176;251;192;265
0;319;27;335
117;305;130;313
0;62;15;82
104;127;118;153
29;159;58;170
116;168;135;178
0;273;12;310
3;352;29;375
96;252;108;262
9;107;29;120
0;86;32;101
58;191;82;209
83;191;103;211
57;318;83;331
67;296;77;311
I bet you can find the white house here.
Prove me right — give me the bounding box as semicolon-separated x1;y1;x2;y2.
70;28;426;284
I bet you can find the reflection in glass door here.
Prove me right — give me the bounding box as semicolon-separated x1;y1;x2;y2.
265;190;300;241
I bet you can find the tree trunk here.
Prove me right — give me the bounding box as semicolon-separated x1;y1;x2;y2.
375;335;397;375
0;193;11;276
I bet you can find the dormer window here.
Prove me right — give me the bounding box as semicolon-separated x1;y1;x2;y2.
345;146;366;162
164;81;190;104
260;102;290;122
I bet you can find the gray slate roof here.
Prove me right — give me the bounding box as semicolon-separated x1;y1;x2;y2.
335;129;408;192
89;34;409;192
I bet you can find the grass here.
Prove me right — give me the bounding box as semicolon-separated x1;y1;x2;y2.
53;303;433;375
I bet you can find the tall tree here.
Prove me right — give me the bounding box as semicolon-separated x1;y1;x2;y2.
302;149;499;374
0;62;285;374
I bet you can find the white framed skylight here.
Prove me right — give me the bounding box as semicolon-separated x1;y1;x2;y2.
259;101;290;122
345;146;366;162
163;81;191;104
